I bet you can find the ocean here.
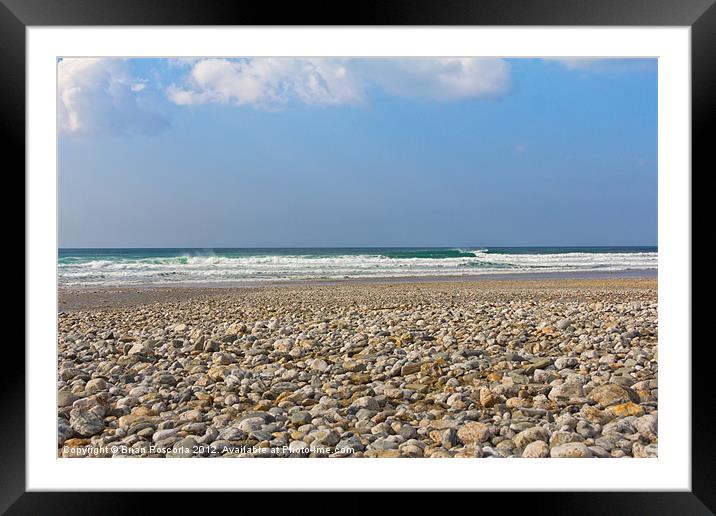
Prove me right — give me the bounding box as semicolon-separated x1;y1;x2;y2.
57;247;658;286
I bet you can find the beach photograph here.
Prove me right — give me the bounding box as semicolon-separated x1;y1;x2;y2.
57;57;658;459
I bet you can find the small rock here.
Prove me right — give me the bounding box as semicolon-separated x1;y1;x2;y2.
550;442;593;458
237;417;266;433
549;431;584;448
273;339;293;353
153;428;178;442
84;378;109;394
514;426;550;449
522;440;550;458
58;418;73;445
398;424;418;440
69;408;104;437
203;340;220;353
351;396;380;412
289;411;312;425
288;440;309;455
311;429;341;447
554;357;579;370
343;360;365;372
635;414;658;442
605;401;644;418
400;362;423;376
548;382;585;404
127;343;150;356
580;405;615;425
157;373;177;386
58;391;79;408
457;422;491;444
588;383;639;408
441;428;458;448
309;358;329;372
556;318;572;330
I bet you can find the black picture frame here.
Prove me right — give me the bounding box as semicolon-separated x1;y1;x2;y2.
5;0;710;512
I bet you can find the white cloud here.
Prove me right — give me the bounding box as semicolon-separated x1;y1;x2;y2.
58;58;167;134
130;81;147;92
166;58;364;108
166;58;511;109
360;58;511;101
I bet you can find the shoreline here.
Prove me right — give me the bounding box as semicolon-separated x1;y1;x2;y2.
61;267;657;289
58;270;657;312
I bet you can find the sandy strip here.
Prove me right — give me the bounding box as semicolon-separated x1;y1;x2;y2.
59;273;656;312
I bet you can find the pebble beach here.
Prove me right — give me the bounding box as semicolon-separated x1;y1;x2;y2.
58;277;658;458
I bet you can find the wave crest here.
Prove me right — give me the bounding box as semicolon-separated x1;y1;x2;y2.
58;248;658;286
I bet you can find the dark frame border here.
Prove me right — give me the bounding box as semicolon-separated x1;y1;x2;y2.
5;0;711;513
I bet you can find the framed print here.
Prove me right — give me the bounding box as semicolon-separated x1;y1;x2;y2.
6;0;711;511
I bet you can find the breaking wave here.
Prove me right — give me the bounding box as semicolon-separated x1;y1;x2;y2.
58;247;657;286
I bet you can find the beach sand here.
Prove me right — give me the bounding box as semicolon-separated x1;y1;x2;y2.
58;270;656;312
58;276;658;458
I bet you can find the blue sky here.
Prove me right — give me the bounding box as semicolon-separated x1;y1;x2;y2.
58;57;657;248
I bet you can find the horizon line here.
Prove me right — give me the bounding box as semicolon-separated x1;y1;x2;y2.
58;244;659;250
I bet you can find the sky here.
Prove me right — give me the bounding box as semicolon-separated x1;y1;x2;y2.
58;57;657;248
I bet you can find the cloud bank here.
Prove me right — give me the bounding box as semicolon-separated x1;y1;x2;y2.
165;58;512;108
58;57;653;135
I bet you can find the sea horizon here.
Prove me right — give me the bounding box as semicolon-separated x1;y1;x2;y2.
57;244;658;251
